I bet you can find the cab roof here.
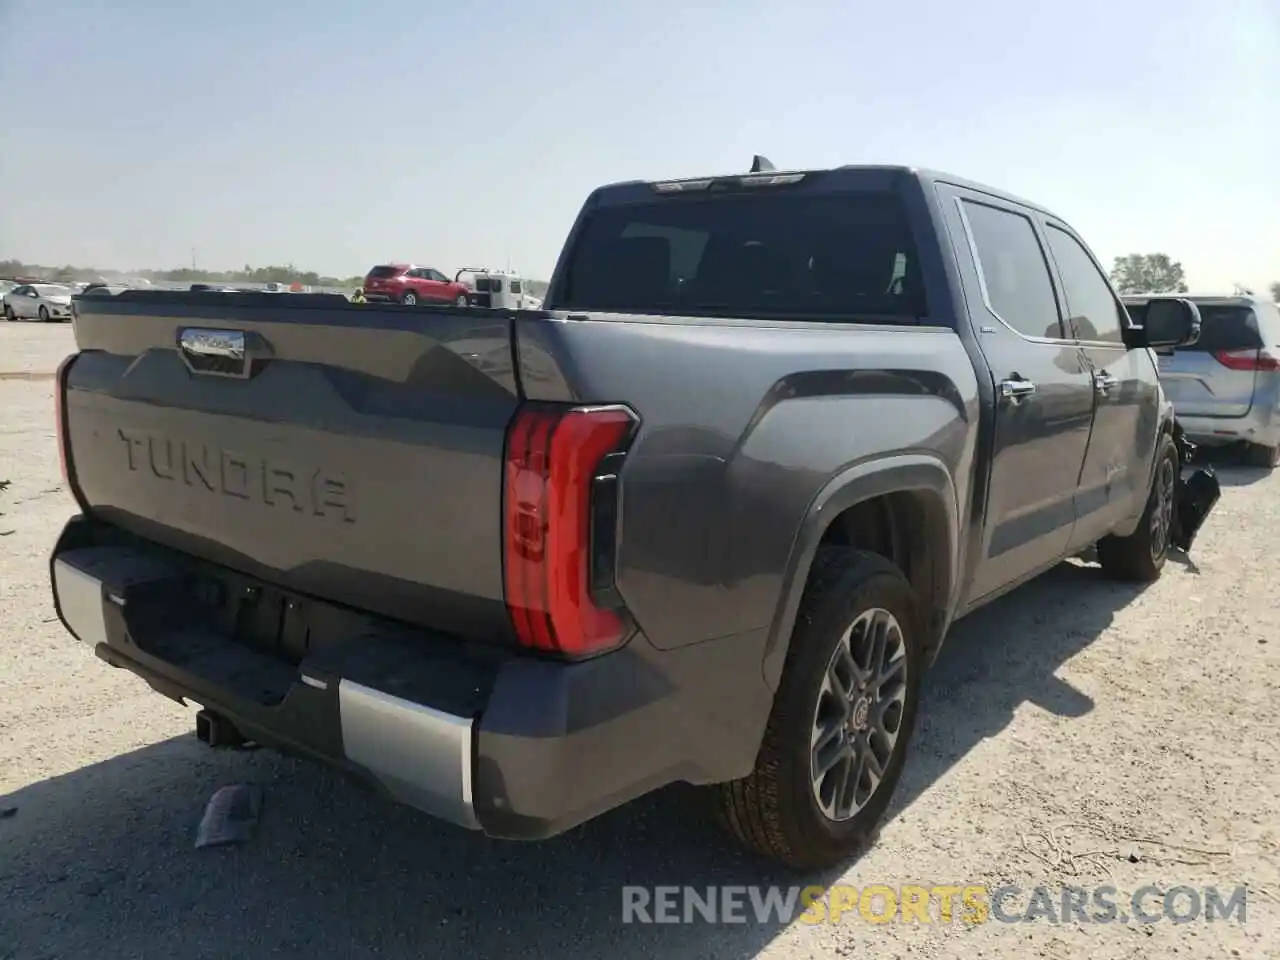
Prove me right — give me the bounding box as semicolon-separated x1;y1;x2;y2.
599;163;1065;221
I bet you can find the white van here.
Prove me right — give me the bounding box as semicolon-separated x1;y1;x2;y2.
454;267;540;310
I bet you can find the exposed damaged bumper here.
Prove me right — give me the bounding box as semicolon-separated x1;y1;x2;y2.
1170;420;1220;553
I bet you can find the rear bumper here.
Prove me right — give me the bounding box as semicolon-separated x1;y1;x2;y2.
49;516;756;840
1177;409;1280;448
53;539;481;829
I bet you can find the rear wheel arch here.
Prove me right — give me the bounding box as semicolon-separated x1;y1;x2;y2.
763;456;960;690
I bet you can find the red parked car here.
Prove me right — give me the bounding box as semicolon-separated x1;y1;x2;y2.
362;264;471;306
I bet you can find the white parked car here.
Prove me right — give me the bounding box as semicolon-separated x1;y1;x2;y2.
3;283;74;322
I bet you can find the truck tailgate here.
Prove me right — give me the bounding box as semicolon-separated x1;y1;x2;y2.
63;294;521;643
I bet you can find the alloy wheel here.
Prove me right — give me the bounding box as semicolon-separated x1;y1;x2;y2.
810;607;909;822
1149;454;1176;561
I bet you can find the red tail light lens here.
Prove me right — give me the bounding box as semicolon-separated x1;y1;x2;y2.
503;404;637;656
1214;348;1280;371
54;354;74;485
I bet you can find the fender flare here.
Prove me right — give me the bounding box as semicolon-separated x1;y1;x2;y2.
761;454;961;690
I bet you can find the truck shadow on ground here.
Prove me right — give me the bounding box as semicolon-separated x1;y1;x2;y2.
0;561;1147;960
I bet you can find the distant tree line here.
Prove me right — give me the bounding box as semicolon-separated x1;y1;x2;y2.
1109;253;1278;304
1109;253;1188;295
0;258;364;289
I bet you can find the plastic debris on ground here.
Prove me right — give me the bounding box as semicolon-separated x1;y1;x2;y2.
195;783;263;849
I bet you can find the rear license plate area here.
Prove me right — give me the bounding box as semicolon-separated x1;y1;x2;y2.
190;571;311;663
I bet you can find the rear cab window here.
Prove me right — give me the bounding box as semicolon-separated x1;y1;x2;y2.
555;177;926;321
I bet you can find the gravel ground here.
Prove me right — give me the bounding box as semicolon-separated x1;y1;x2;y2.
1;323;1277;959
0;318;75;380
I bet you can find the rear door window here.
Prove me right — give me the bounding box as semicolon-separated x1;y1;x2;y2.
960;200;1066;340
558;190;925;320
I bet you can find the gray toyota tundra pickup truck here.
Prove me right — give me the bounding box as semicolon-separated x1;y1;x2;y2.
50;163;1215;868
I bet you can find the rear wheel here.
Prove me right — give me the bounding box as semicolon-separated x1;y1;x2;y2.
1098;432;1178;581
712;547;923;868
400;291;418;306
1244;442;1279;469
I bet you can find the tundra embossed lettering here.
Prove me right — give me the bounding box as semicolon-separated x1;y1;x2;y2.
116;427;355;522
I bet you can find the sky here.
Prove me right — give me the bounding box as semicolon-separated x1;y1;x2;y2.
1;0;1276;291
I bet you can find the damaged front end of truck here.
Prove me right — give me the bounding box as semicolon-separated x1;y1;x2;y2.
1170;419;1221;553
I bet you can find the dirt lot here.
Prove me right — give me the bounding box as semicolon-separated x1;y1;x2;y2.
1;322;1277;959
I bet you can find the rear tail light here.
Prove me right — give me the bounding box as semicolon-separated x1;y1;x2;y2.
1213;348;1280;371
503;403;638;657
54;354;75;485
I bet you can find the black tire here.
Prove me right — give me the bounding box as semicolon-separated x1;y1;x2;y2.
454;294;469;307
38;305;50;322
713;547;924;868
1097;432;1178;582
1244;442;1279;469
400;291;418;306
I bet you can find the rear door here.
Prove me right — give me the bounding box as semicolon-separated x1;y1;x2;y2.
472;273;500;305
11;285;34;318
938;187;1096;603
7;285;25;317
409;269;441;303
1145;302;1264;418
403;268;430;299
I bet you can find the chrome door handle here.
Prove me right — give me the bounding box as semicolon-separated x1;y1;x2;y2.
1094;371;1119;394
998;377;1037;403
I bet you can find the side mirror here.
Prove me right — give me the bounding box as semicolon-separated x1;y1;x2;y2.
1141;297;1200;348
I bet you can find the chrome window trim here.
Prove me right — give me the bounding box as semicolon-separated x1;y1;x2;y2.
953;196;1071;346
